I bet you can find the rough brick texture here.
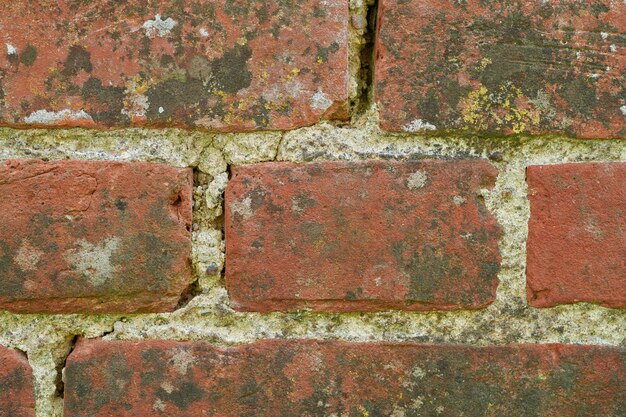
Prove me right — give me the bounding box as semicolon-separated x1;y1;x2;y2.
527;162;626;308
0;0;348;130
0;159;193;313
0;346;35;417
64;339;626;417
226;160;501;312
375;0;626;138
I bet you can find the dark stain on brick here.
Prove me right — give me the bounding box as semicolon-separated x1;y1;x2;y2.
139;348;167;386
345;287;363;300
145;77;212;122
300;221;325;244
316;41;340;63
0;241;12;278
81;77;127;124
64;359;95;413
156;381;205;410
247;187;268;212
101;352;133;406
210;44;253;94
19;44;37;67
235;381;263;408
115;198;127;211
248;97;272;128
560;77;597;118
392;242;462;303
62;45;93;76
0;240;27;298
292;193;317;213
479;261;501;284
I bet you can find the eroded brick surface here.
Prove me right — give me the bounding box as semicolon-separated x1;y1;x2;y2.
0;346;35;417
0;1;348;130
527;163;626;308
375;0;626;138
64;339;626;417
0;160;193;313
225;160;501;312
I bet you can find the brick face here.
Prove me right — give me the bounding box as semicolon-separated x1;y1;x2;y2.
375;0;626;138
226;160;501;312
0;160;193;313
64;339;626;417
526;163;626;308
0;346;35;417
0;0;348;130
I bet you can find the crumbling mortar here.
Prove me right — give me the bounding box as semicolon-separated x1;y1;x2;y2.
348;0;378;118
54;335;79;400
0;99;625;417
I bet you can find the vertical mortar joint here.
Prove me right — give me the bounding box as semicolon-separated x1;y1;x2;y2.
350;0;379;119
55;335;80;400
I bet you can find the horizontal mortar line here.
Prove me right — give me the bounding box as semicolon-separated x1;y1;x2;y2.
1;126;626;143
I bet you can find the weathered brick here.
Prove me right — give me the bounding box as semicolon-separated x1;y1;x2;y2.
527;163;626;308
64;339;626;416
0;159;192;313
375;0;626;138
225;160;501;312
0;346;35;417
0;1;348;130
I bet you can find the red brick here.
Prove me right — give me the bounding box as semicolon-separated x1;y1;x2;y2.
0;159;192;313
0;1;348;130
225;160;501;312
63;339;626;417
375;0;626;138
0;346;35;417
526;163;626;308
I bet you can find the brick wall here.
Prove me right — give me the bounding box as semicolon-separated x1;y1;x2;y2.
0;1;624;415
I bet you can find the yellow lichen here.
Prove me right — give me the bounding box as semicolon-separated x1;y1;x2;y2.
284;67;301;81
460;83;540;134
462;86;491;131
476;57;492;71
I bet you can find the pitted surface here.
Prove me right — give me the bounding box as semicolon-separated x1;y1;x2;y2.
0;0;348;130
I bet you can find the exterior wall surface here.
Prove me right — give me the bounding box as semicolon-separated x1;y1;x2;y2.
0;1;624;415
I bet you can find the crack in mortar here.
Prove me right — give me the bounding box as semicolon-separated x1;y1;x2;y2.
1;115;624;416
349;0;378;119
54;335;79;400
